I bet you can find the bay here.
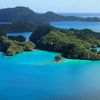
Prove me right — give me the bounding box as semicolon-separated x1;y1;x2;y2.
0;50;100;100
0;14;100;100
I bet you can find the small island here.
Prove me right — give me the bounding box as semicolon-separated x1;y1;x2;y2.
0;35;36;56
55;55;63;62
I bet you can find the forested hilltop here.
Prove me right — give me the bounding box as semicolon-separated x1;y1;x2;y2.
0;6;100;23
30;25;100;60
0;21;43;33
0;7;45;24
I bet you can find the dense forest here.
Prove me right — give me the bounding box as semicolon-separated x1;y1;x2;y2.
30;25;100;60
0;33;36;56
0;23;100;60
0;7;46;24
0;21;39;33
42;11;100;22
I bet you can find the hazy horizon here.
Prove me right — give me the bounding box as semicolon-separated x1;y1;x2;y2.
0;0;100;13
1;6;100;14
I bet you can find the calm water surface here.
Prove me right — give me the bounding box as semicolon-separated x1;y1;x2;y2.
50;21;100;32
0;50;100;100
59;13;100;18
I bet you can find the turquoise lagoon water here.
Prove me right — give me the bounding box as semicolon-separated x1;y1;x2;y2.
50;21;100;32
97;47;100;52
0;50;100;100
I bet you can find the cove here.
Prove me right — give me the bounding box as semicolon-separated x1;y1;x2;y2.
0;50;100;100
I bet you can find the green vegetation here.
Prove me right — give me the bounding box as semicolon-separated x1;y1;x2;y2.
43;11;100;22
0;21;99;60
62;43;100;60
0;7;46;24
0;36;36;56
0;21;40;33
0;24;100;60
30;26;100;60
0;7;100;60
55;55;63;62
8;35;25;42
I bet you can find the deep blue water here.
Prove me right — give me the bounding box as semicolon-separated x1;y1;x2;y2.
0;50;100;100
50;21;100;32
59;13;100;18
7;32;32;41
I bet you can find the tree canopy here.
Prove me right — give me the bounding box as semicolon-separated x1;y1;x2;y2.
30;26;100;60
